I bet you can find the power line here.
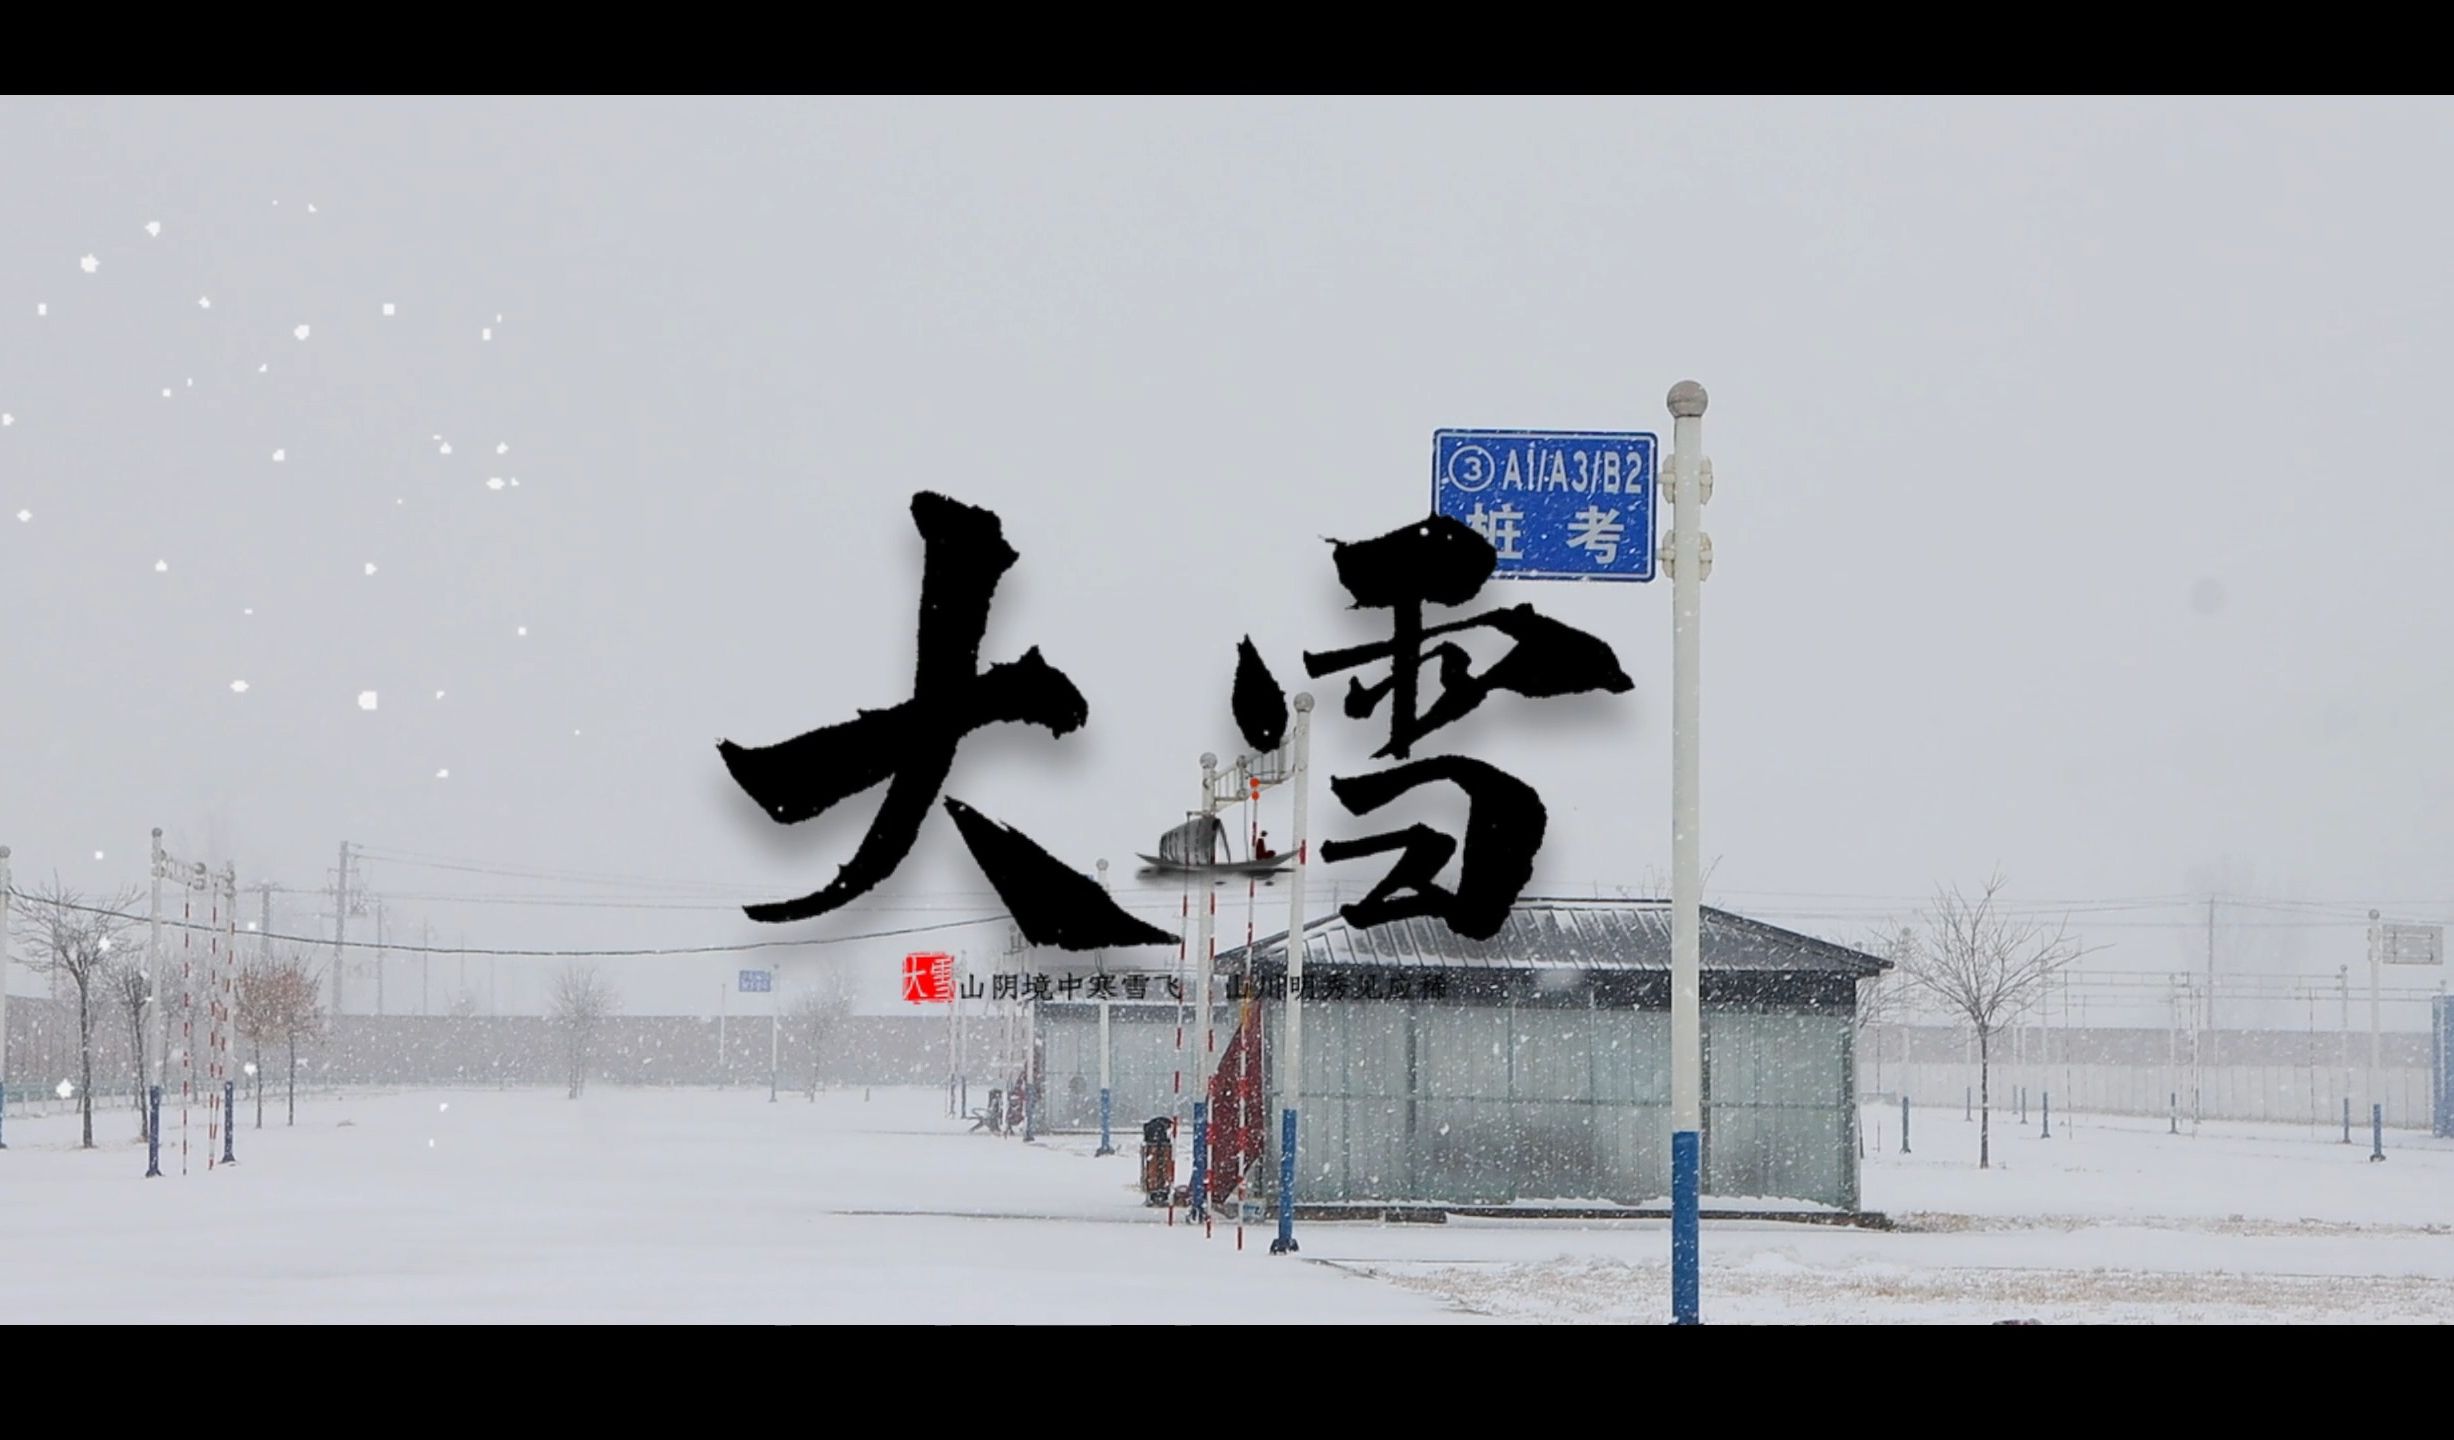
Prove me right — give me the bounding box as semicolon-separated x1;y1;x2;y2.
4;887;1008;959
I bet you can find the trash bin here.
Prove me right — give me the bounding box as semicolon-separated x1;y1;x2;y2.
1140;1117;1175;1205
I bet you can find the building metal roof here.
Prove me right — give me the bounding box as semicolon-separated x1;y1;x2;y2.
1218;896;1887;977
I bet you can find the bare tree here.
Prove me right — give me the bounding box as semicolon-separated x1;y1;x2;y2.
1898;874;2086;1168
1854;926;1913;1098
235;949;323;1127
11;881;141;1148
789;968;853;1100
106;953;154;1140
235;959;278;1129
550;964;617;1099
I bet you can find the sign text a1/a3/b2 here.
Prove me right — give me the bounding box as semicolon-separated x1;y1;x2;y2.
1433;429;1658;583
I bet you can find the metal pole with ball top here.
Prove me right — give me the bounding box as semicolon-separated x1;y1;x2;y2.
1665;380;1712;1325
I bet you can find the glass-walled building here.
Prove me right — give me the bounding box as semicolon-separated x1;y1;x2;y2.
1039;898;1883;1212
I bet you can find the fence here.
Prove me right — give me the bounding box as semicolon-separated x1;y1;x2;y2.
1864;1022;2439;1130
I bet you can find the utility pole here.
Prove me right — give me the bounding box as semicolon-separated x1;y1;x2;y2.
374;896;387;1018
330;842;352;1020
257;883;275;961
2367;910;2382;1112
2206;896;2218;1068
0;844;12;1147
2167;976;2180;1124
2338;963;2352;1114
1666;379;1712;1327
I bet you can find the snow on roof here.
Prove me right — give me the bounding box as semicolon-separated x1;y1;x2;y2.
1220;897;1887;976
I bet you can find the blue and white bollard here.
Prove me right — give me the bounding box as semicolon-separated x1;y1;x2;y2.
1096;1087;1114;1156
1671;1130;1701;1324
222;1081;236;1164
145;1086;163;1178
2371;1103;2385;1162
1270;1107;1299;1254
2041;1091;2051;1139
1188;1100;1209;1223
1900;1094;1910;1154
2343;1096;2353;1144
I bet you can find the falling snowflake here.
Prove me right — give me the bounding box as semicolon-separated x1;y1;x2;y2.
515;626;528;637
357;691;379;711
438;442;452;455
94;850;105;861
257;363;268;373
382;303;396;316
162;388;173;398
293;324;311;341
434;690;446;700
272;448;285;462
79;255;98;274
242;608;254;616
481;327;493;341
434;768;450;780
153;559;168;573
307;202;318;213
15;510;30;523
495;442;509;455
230;680;250;693
2;413;12;427
363;562;378;576
485;477;504;491
145;221;160;237
198;296;212;309
35;303;46;316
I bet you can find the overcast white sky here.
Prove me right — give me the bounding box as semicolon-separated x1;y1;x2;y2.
4;96;2451;1022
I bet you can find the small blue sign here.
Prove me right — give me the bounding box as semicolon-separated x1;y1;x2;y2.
1432;429;1658;582
738;969;772;994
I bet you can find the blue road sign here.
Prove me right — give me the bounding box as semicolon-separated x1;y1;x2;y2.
1432;429;1658;582
738;969;772;994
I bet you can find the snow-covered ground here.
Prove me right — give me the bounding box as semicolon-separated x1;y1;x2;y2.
2;1087;2447;1322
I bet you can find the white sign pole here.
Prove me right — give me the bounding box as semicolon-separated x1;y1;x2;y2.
1666;380;1711;1326
1190;753;1219;1222
1096;859;1115;1155
1272;694;1313;1254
